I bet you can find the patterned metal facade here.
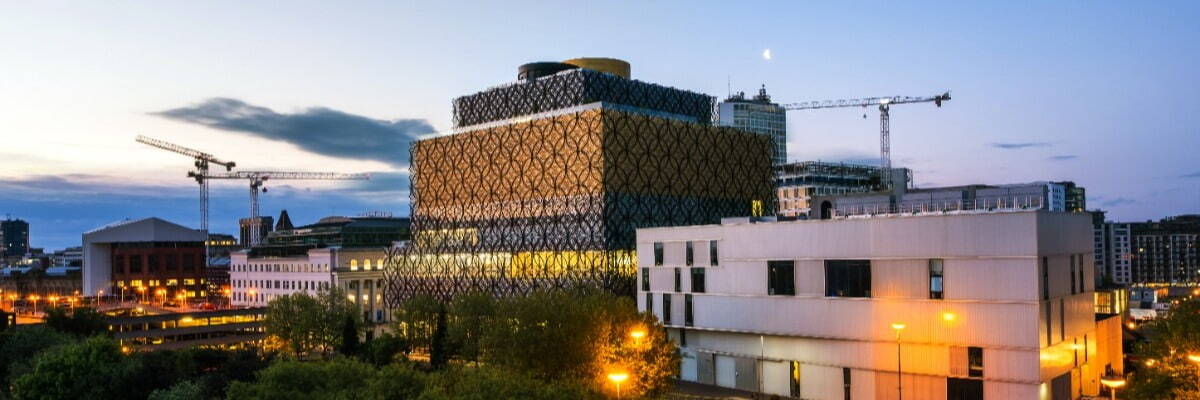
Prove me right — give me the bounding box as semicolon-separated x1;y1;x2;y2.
386;77;773;305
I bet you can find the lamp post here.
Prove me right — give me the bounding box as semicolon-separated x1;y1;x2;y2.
248;289;257;305
891;323;906;400
630;328;646;345
97;290;104;307
607;372;628;399
1100;375;1126;400
137;286;146;303
28;295;40;315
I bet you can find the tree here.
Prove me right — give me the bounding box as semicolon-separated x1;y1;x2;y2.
264;288;362;358
148;380;204;400
226;357;380;400
43;306;108;337
392;294;442;353
430;308;449;369
0;325;72;384
447;292;495;364
361;332;409;367
1126;297;1200;399
481;288;679;397
339;312;361;356
419;365;600;400
10;336;137;400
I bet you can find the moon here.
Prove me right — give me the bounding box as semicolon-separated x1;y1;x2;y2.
762;48;772;60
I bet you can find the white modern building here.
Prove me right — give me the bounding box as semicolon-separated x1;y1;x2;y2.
718;85;787;165
82;218;208;297
229;246;389;323
638;210;1119;400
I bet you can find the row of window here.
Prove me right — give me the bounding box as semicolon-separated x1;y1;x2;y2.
780;348;983;399
653;241;719;267
112;254;203;275
233;263;330;273
233;279;330;292
646;259;945;300
117;278;204;288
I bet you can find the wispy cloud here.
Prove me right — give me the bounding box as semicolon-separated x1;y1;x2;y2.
1046;155;1078;161
1100;197;1135;207
990;142;1051;150
1182;171;1200;178
153;98;435;168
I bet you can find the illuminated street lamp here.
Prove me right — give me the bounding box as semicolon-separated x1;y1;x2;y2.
630;328;647;345
607;372;629;399
5;294;15;311
1100;375;1126;400
48;295;59;309
97;290;104;307
137;286;147;303
891;323;906;400
248;289;258;305
28;295;40;314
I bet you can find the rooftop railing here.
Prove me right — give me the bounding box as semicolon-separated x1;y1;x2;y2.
832;196;1045;219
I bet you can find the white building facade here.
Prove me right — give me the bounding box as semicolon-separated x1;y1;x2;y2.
638;211;1106;400
229;247;389;323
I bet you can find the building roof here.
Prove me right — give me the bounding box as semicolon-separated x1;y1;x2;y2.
82;217;206;243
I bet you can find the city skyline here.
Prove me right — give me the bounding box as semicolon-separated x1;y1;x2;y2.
3;1;1199;249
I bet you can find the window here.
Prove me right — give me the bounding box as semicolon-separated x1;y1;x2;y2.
653;242;663;266
768;261;795;296
691;268;706;293
1041;257;1049;300
365;259;372;270
1069;255;1076;295
641;268;650;291
930;259;944;299
674;268;682;292
789;361;802;398
685;242;694;266
645;293;653;314
825;260;871;298
709;241;719;266
842;367;851;400
968;347;983;377
684;294;693;326
1078;254;1086;293
350;259;359;271
947;378;983;400
663;294;672;324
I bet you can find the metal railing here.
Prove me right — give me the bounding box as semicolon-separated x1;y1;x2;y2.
832;196;1045;218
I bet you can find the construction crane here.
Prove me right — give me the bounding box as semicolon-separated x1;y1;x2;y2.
784;92;950;188
135;135;236;233
201;171;370;246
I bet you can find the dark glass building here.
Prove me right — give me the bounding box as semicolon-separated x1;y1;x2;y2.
385;59;775;304
1;218;30;258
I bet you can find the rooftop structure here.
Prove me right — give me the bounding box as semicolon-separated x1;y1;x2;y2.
809;181;1086;220
774;161;912;218
718;85;787;165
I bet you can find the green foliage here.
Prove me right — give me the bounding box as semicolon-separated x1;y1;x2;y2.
362;332;409;367
10;336;137;400
446;292;495;364
481;288;679;397
148;380;204;400
227;357;428;400
0;326;72;384
264;288;362;358
372;362;427;399
392;295;443;352
418;366;600;400
1126;297;1200;399
430;309;449;369
339;312;361;356
43;306;109;337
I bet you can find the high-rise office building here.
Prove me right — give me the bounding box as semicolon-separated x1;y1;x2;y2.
1091;211;1133;285
238;216;273;247
1;218;30;258
718;85;787;165
385;58;774;304
1129;214;1199;283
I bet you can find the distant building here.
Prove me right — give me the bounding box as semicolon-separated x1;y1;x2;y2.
238;216;273;247
274;210;294;231
809;181;1087;220
205;233;240;303
638;210;1119;399
1091;211;1133;285
774;161;911;218
1;218;30;258
1129;214;1200;283
718;85;787;165
230;216;409;325
82;218;207;300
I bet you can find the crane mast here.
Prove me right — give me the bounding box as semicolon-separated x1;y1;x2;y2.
202;171;370;246
784;92;950;189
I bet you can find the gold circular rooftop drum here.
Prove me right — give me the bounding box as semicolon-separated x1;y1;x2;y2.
562;57;630;79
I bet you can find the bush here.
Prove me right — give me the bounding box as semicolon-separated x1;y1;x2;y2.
148;380;204;400
419;366;600;400
10;336;137;400
226;357;379;400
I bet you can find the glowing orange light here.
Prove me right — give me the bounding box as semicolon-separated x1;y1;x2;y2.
942;312;956;322
891;323;906;331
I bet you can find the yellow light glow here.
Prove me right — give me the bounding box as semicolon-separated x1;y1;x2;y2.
1127;322;1136;329
891;323;906;331
1145;359;1156;367
1188;354;1200;363
1100;377;1126;388
941;312;956;322
607;372;628;383
180;317;194;323
630;329;646;340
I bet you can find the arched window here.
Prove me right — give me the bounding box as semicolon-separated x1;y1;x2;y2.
364;259;372;270
350;259;358;270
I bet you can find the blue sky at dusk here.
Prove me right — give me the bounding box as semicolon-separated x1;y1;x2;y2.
2;2;1198;250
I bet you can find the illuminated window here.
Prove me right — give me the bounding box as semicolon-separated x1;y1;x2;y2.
364;259;372;270
350;260;358;271
929;259;944;299
166;279;178;286
131;280;143;287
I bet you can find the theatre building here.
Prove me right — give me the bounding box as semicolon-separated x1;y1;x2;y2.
639;210;1122;400
83;218;208;301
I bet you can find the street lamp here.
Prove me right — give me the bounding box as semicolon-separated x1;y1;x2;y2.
137;286;147;303
1100;375;1126;400
97;290;104;307
607;372;629;399
48;295;59;309
891;323;906;400
630;328;646;345
248;289;258;305
28;295;40;315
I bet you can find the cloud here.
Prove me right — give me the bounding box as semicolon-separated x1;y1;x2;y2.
1182;171;1200;179
1046;155;1078;161
154;98;435;167
1100;197;1136;207
0;174;192;200
990;142;1051;150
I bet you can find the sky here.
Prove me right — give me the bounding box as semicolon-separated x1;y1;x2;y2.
1;2;1198;250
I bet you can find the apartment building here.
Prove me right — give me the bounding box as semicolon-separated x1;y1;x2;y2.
637;210;1119;400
